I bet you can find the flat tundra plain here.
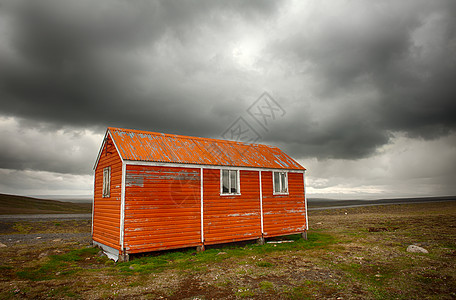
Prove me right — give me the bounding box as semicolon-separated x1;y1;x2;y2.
0;201;455;299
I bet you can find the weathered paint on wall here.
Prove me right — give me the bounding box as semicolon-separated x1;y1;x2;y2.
123;165;201;253
92;135;122;250
262;172;306;237
203;169;262;245
93;128;307;258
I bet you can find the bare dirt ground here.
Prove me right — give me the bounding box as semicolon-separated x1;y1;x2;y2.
0;201;455;299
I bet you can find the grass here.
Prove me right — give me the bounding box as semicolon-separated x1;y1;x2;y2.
0;201;455;299
116;232;333;276
16;247;100;280
1;219;92;235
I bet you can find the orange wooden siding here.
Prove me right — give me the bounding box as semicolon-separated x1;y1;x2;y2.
262;172;306;237
203;169;262;245
92;135;122;250
123;165;201;253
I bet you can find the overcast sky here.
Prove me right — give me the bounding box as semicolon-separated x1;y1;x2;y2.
1;0;455;200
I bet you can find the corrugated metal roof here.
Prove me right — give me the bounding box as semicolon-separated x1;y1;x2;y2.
108;127;305;170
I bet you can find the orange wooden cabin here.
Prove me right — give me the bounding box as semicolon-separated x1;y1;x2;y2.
92;127;307;261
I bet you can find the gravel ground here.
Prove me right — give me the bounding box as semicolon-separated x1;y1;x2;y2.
0;213;92;221
0;232;91;246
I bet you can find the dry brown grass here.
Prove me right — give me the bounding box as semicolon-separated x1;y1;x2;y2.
0;201;455;299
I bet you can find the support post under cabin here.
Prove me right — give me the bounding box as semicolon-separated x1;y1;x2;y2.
257;236;265;245
301;231;307;240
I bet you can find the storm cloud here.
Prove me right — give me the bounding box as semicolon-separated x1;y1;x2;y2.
0;0;455;197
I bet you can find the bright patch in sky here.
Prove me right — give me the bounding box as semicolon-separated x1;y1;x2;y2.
0;0;455;199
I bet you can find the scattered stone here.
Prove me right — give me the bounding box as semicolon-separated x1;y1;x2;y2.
35;236;42;239
407;245;429;254
55;272;61;276
217;252;227;255
0;242;7;247
129;265;136;270
52;239;62;242
38;252;48;258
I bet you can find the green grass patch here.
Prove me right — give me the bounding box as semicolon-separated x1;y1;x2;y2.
259;280;274;290
333;261;400;299
16;247;99;281
284;280;341;299
442;242;456;250
116;232;335;275
12;223;33;234
256;261;274;267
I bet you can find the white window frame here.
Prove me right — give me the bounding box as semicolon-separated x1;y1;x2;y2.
102;166;111;198
273;171;288;195
220;169;241;195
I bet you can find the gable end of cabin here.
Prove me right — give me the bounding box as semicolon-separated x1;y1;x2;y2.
92;133;123;260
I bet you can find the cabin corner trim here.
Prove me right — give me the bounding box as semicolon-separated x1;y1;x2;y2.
304;171;308;230
120;162;126;250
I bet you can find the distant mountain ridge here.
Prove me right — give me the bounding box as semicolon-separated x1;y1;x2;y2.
307;196;456;208
1;193;454;214
0;193;92;215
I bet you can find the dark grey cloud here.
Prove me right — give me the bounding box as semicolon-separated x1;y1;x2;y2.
1;0;455;181
269;0;456;158
0;0;280;135
0;118;99;174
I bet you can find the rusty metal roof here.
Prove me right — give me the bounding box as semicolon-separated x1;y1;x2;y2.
107;127;305;170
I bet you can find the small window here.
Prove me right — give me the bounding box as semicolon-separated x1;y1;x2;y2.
102;167;111;197
273;171;288;194
221;169;240;195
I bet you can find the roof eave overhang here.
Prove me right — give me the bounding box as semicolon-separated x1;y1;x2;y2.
122;159;305;172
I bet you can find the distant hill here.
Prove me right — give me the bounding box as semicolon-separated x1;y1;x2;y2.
307;196;456;208
0;193;92;215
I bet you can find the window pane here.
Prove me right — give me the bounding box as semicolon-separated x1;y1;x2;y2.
222;170;229;193
230;170;237;193
274;172;280;193
280;172;287;193
103;167;110;197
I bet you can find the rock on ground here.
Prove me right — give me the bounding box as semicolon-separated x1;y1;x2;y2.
407;245;429;253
